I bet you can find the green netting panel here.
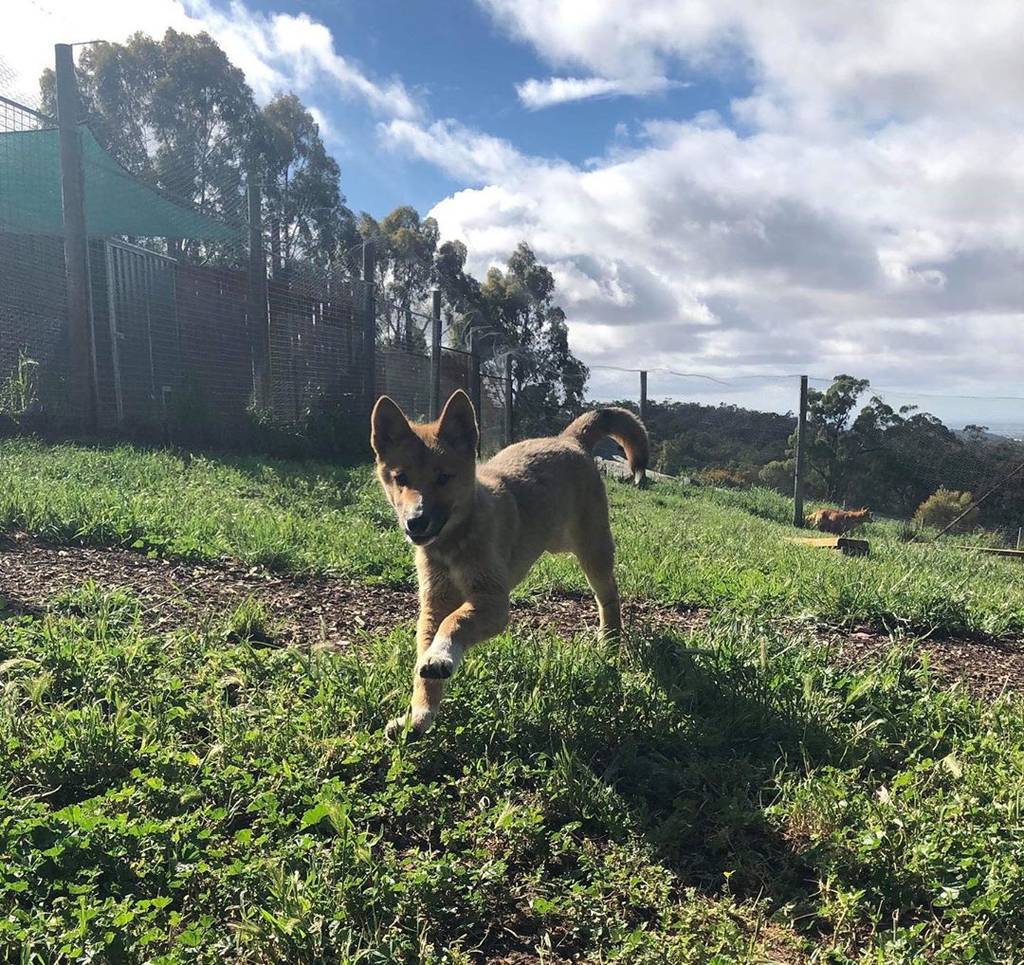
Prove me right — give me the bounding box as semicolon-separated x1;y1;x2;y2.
0;125;241;241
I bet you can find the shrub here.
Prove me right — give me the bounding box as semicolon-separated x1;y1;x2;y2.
758;458;794;493
696;466;760;489
914;487;978;533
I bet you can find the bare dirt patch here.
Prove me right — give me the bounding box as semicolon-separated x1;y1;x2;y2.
828;625;1024;701
0;532;702;648
2;532;1022;698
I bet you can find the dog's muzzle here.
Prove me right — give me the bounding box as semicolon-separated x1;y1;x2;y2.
403;511;445;545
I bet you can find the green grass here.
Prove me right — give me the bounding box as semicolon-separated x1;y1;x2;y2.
3;437;1024;961
3;437;1022;637
0;438;407;582
4;584;1024;961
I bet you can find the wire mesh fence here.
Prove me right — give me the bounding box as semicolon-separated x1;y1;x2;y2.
0;91;70;422
479;374;507;456
0;52;509;454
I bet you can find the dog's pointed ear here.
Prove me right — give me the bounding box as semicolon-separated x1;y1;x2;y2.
371;396;415;458
437;390;478;455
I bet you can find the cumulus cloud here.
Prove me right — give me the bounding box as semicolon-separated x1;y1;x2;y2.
478;0;1024;126
383;1;1024;401
379;119;530;184
186;1;419;118
4;0;419;118
516;75;680;110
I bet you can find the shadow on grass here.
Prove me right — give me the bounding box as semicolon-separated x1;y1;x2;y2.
398;625;845;952
618;632;829;904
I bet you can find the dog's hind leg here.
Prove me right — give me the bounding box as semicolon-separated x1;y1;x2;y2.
574;526;621;641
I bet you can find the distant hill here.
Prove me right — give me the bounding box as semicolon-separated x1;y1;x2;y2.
596;399;795;476
956;425;1024;445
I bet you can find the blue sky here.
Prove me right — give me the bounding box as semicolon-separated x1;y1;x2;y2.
9;0;1024;418
238;0;743;217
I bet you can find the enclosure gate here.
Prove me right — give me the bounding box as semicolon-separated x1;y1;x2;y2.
104;241;179;425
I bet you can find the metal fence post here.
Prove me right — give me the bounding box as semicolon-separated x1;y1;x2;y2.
469;335;482;456
639;369;648;424
361;240;376;418
55;43;96;430
793;374;808;527
429;289;441;420
246;166;270;409
504;357;513;447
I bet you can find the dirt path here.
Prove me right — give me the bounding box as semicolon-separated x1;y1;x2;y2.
2;532;1022;698
0;532;704;647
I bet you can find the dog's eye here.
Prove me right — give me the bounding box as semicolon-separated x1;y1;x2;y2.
394;472;409;487
436;472;452;487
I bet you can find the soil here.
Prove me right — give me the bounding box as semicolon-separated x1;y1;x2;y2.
2;531;1022;699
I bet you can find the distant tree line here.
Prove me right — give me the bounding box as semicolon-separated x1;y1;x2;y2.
638;376;1023;531
39;29;587;436
640;401;796;482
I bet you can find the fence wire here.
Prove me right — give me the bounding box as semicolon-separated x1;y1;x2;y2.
0;91;69;421
0;53;508;453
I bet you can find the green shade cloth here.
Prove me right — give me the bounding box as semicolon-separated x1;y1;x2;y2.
0;125;242;242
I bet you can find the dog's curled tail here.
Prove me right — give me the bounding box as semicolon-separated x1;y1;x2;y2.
562;407;650;486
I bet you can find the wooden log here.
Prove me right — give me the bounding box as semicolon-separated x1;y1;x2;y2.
787;535;869;557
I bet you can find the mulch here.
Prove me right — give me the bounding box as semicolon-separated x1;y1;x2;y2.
1;531;1022;699
0;532;703;649
826;625;1024;702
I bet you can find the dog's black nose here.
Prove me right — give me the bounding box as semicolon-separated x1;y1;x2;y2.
405;514;429;537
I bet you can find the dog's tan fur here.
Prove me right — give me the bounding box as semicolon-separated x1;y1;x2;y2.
805;507;872;534
371;391;649;737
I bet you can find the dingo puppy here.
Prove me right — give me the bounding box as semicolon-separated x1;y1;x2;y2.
371;390;649;738
806;507;872;534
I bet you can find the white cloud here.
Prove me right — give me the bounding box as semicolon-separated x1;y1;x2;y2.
516;75;680;110
381;1;1024;402
2;0;418;118
478;0;1024;128
379;119;531;184
186;1;420;118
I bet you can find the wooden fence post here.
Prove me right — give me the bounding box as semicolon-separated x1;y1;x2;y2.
793;374;808;527
55;43;96;431
639;369;648;424
429;289;441;420
361;240;376;418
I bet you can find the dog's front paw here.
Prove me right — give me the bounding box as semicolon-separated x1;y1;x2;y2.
417;639;463;680
384;711;432;740
418;652;455;679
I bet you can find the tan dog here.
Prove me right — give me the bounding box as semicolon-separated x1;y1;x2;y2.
805;507;872;534
371;390;649;737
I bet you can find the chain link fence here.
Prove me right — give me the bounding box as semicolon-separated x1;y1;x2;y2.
0;59;509;454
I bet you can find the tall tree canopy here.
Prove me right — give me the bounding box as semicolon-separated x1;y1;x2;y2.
358;207;439;349
258;94;355;276
480;243;588;437
41;31;357;272
433;239;482;339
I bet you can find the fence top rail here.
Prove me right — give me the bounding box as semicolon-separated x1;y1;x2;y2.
0;93;55;126
107;238;178;263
